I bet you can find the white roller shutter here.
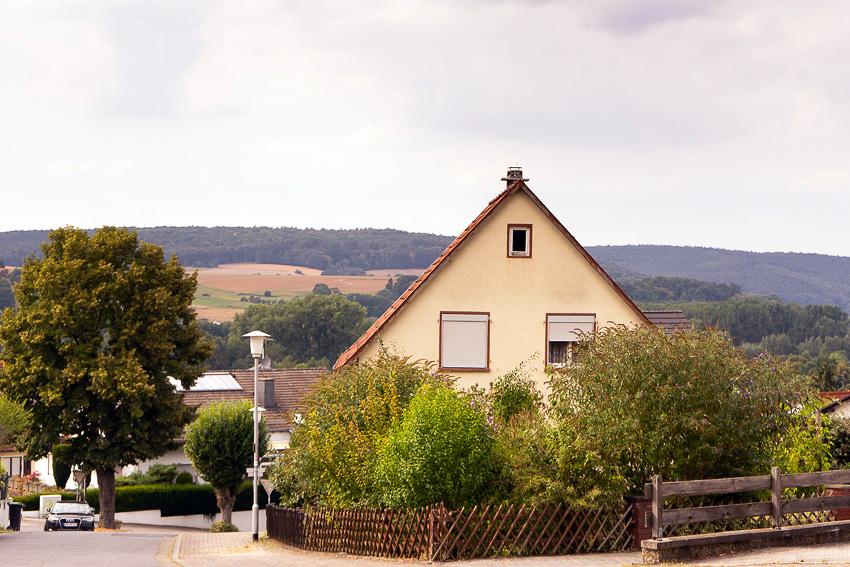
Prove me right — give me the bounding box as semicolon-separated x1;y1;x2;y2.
441;313;489;369
547;315;595;341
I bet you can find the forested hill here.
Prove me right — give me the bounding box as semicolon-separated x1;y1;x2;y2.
588;245;850;312
0;227;455;272
4;229;850;311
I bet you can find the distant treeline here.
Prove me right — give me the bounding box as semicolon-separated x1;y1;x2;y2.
641;296;850;355
619;276;741;302
590;244;850;313
0;227;455;271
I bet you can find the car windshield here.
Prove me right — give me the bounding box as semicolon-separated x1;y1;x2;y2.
52;502;90;514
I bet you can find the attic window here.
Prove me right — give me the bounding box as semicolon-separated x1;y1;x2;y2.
508;225;531;258
546;314;595;367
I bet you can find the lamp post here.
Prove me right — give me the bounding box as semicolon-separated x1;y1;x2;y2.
243;330;271;541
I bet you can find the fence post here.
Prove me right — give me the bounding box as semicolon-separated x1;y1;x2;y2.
651;475;663;539
624;495;652;549
771;466;782;529
428;506;436;562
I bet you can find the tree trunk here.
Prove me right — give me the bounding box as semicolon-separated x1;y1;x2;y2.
96;468;116;529
215;486;237;525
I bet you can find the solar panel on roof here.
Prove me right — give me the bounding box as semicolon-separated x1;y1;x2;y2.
169;372;244;392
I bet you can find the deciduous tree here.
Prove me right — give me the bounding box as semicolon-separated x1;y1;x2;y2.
184;400;269;524
0;226;212;528
549;325;819;493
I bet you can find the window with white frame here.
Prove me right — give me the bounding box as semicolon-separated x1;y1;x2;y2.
508;225;531;257
440;312;490;370
547;314;595;366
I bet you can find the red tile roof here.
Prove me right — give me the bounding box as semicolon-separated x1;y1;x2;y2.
333;179;650;370
642;310;692;332
180;367;325;432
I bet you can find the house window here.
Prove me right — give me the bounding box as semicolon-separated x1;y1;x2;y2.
440;312;490;371
547;314;595;366
508;225;531;258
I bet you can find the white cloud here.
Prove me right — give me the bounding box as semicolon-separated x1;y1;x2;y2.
2;0;850;256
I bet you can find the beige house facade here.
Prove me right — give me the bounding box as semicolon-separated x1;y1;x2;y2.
335;168;650;390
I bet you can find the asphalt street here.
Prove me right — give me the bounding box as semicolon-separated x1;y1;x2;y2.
7;515;850;567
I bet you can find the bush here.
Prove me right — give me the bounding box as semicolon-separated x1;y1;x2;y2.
269;348;447;508
15;481;268;516
489;360;542;424
51;444;73;490
211;521;239;533
376;382;499;509
548;325;821;493
175;472;194;485
115;464;178;487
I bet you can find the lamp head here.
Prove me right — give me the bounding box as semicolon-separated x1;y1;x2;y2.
242;330;272;357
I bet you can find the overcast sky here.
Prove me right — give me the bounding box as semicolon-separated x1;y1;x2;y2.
3;1;849;256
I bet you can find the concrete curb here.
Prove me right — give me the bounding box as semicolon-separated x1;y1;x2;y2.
172;533;186;566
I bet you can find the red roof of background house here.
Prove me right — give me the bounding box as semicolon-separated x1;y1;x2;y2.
180;367;325;432
642;310;692;332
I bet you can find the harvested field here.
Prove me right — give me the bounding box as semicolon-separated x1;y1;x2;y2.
190;264;424;322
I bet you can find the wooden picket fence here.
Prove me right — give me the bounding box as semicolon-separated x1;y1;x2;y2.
266;501;634;561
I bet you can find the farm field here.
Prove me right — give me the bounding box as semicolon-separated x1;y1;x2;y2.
190;263;423;322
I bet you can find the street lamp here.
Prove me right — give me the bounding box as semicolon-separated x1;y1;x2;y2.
243;330;271;541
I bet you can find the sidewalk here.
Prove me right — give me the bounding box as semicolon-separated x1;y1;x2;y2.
169;532;642;567
168;530;850;567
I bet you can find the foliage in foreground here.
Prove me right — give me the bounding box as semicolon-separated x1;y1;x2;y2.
184;400;269;524
548;325;823;494
377;382;499;509
271;327;830;510
269;349;446;508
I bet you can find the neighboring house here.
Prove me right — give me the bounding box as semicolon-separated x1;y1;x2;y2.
334;167;652;390
128;367;325;482
2;367;324;488
820;391;850;420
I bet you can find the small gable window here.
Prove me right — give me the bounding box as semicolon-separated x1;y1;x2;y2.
508;225;531;258
440;312;490;371
547;314;595;366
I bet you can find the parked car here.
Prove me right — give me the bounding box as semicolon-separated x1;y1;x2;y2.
44;501;96;531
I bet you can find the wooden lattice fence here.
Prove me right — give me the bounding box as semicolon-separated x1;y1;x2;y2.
429;502;633;561
266;501;633;561
267;505;431;559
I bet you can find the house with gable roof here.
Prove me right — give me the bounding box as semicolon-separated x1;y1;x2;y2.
334;167;652;389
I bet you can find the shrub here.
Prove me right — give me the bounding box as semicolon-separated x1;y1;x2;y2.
211;521;239;533
269;348;447;508
51;444;73;490
175;472;194;485
548;325;821;493
490;360;542;424
376;382;498;509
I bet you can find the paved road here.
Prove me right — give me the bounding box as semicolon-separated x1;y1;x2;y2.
8;515;850;567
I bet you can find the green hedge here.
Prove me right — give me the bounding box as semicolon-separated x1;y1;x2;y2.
15;482;275;516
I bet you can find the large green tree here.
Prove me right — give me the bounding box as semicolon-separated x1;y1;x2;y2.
230;294;369;366
184;400;269;524
548;325;820;494
0;226;212;528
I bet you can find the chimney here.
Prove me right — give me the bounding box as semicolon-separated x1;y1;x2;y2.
258;378;276;409
501;166;529;187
